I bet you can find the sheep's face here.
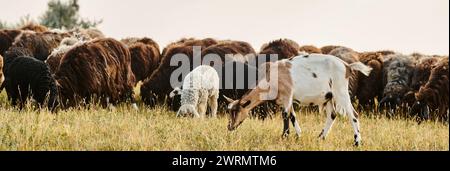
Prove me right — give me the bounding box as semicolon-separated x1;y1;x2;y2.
379;83;409;111
177;104;198;118
411;100;430;122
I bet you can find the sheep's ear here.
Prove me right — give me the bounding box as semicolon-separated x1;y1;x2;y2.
169;87;180;98
223;95;235;103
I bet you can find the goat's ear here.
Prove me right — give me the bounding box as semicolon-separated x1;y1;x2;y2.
227;101;239;110
227;103;234;110
242;101;251;108
223;95;235;103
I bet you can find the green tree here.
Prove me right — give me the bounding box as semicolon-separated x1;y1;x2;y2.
0;21;10;29
0;15;36;29
40;0;102;29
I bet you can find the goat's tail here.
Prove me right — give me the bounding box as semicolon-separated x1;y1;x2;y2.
169;87;181;98
330;61;363;117
348;62;372;76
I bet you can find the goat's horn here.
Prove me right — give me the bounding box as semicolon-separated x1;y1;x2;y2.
223;95;235;103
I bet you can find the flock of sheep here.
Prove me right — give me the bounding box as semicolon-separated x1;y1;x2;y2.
0;23;448;146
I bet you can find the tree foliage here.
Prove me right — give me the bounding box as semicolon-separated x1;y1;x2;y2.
0;15;36;29
40;0;102;29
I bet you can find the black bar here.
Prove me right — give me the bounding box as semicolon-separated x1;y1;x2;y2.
0;151;448;169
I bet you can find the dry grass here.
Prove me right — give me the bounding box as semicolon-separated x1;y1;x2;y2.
0;90;448;151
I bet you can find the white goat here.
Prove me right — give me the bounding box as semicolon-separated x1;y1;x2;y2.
170;65;220;118
224;54;372;146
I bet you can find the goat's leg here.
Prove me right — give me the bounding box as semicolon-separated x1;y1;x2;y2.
347;109;361;146
281;108;290;138
289;106;301;138
280;94;295;138
319;101;337;140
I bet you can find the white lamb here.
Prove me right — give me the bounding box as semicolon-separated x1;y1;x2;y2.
169;65;220;118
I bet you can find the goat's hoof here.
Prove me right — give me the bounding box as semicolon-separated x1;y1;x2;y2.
354;134;361;146
281;133;289;139
318;130;326;140
354;141;361;147
318;136;326;140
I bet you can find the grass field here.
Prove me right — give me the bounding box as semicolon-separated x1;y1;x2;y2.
0;90;448;151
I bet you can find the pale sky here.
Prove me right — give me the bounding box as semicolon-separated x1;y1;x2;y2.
1;0;448;55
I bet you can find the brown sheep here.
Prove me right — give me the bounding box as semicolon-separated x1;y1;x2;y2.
200;40;257;106
259;38;300;52
329;47;360;97
404;56;440;105
0;29;22;56
320;45;342;54
5;31;71;61
375;50;396;56
46;29;106;74
217;40;256;58
55;38;136;109
19;23;49;33
299;45;322;54
121;37;161;83
411;57;449;122
72;27;105;40
253;39;300;65
46;36;86;74
202;40;255;63
161;38;196;57
140;38;218;110
355;52;385;109
379;54;416;112
0;54;4;90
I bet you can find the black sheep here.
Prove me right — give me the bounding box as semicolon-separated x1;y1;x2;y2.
3;56;58;111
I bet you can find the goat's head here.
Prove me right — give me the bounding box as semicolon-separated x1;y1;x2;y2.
223;95;253;131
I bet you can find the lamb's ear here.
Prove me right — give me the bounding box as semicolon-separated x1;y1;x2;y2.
169;87;181;98
223;95;235;103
